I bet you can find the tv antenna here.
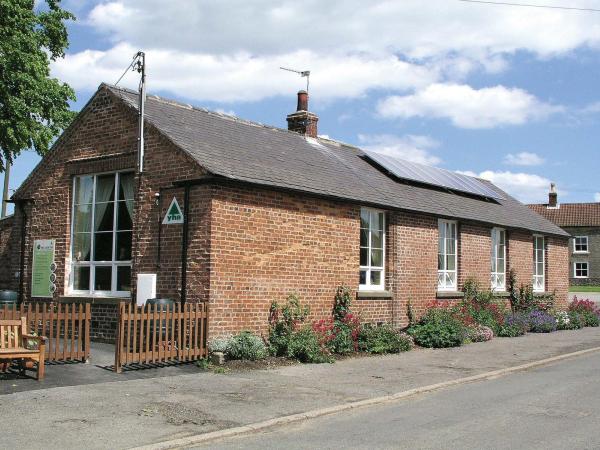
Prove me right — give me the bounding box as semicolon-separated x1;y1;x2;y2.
115;51;146;174
280;67;311;93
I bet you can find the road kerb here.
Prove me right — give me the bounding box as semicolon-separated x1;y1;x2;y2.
133;345;600;450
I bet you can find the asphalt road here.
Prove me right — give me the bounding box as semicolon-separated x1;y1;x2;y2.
198;352;600;450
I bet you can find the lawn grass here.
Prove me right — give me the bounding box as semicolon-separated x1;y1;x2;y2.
569;285;600;293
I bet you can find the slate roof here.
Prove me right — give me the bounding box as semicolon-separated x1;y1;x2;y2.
105;84;567;237
528;203;600;227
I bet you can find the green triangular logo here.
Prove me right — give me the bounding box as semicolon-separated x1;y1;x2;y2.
163;197;184;224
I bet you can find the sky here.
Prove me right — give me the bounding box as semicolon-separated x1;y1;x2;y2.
6;0;600;214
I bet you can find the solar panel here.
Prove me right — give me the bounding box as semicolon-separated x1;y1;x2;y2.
363;150;504;200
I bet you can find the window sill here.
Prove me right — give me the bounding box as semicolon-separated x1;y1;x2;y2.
492;291;510;298
58;295;130;306
357;290;393;299
436;291;463;299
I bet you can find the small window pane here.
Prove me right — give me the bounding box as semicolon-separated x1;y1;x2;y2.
359;270;366;285
116;231;132;261
73;266;90;291
117;201;134;230
360;209;370;229
371;229;383;249
94;203;115;231
94;232;113;261
96;174;115;202
117;266;132;292
446;255;456;271
94;266;112;291
370;212;382;232
371;249;383;267
74;204;92;233
446;238;455;255
73;233;91;261
118;173;135;200
370;270;381;286
360;247;368;266
74;176;93;205
360;229;368;247
438;253;444;270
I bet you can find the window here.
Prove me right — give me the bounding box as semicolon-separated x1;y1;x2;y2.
438;220;457;291
533;235;545;292
491;228;506;291
574;262;589;278
71;172;134;296
359;208;385;290
574;236;589;253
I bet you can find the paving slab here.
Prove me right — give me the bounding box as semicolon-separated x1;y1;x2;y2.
1;328;600;450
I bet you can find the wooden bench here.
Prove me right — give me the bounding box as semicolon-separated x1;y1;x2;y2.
0;317;47;380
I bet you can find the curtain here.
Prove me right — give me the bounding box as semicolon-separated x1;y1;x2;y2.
94;175;115;229
120;173;135;219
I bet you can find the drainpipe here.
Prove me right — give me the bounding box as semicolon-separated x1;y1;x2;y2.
180;184;191;305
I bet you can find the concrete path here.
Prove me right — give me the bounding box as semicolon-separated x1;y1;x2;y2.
2;328;600;449
0;342;199;395
199;351;600;450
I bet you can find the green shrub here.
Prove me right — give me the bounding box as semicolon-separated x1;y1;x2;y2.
358;324;413;354
226;331;268;361
497;312;529;337
568;311;585;329
268;294;310;356
286;326;333;363
408;308;465;348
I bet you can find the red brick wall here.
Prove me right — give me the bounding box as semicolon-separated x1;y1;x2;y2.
547;236;569;309
208;185;359;337
458;223;492;288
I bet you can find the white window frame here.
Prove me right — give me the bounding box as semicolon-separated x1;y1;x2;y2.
533;235;545;292
573;236;589;254
359;208;386;291
574;262;589;279
69;170;133;297
438;219;458;291
491;228;506;291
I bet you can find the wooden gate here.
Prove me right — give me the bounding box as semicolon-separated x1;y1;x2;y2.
114;302;209;373
0;303;91;362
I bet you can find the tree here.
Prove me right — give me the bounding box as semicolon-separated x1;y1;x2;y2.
0;0;76;172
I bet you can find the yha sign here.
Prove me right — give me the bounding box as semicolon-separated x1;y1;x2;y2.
163;197;184;224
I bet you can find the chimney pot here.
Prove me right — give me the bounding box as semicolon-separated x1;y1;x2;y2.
297;90;308;111
548;183;558;207
287;90;318;138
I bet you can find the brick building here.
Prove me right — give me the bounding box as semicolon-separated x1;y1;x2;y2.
529;185;600;287
0;84;569;341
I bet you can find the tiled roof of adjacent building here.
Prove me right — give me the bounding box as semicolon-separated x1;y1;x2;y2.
69;84;565;237
527;202;600;227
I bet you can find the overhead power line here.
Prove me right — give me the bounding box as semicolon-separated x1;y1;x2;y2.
458;0;600;12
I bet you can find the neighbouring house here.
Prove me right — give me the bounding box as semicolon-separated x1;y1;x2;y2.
529;185;600;287
0;84;569;342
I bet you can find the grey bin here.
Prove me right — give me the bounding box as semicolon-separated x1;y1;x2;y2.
0;290;18;310
146;298;175;339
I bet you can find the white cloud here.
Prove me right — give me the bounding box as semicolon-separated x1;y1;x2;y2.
458;169;553;203
377;84;561;128
358;134;442;165
51;43;435;103
49;0;600;106
503;151;545;166
86;0;600;59
595;192;600;202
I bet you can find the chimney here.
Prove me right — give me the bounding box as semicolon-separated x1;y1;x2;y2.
548;183;558;208
286;90;318;138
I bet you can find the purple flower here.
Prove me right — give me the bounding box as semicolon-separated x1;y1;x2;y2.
528;309;557;333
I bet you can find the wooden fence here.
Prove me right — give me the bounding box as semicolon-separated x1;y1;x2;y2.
115;302;209;373
0;303;91;362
